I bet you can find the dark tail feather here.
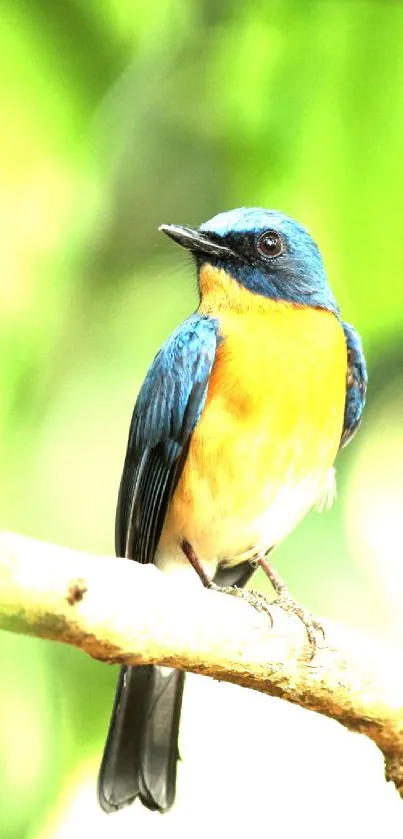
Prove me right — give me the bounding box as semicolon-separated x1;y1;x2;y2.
98;559;256;815
214;558;256;588
98;664;185;813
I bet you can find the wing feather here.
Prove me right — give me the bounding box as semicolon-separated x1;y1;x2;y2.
115;315;219;564
340;321;367;449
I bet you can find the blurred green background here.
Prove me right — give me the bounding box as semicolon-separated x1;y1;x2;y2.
1;1;403;837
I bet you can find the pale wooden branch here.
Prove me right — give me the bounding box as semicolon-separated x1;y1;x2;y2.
0;531;402;798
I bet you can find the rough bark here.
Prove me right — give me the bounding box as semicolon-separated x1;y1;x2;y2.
0;531;402;797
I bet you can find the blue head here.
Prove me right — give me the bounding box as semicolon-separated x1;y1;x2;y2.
160;207;338;314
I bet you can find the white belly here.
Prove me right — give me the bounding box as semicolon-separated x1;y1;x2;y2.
154;468;334;578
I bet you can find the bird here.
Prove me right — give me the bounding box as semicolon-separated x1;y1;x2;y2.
98;207;367;816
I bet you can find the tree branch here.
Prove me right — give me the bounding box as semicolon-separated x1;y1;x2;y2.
0;531;402;797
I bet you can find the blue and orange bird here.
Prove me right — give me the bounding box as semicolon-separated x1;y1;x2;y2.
98;207;367;815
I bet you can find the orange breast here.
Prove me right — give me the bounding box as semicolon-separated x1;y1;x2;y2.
157;296;347;572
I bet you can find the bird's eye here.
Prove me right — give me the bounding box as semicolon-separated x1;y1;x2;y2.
257;230;283;258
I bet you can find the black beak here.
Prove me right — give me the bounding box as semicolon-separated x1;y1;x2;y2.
159;223;234;259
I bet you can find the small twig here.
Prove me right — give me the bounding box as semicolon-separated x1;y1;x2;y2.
0;531;402;798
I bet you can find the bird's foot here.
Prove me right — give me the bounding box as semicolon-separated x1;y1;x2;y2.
256;551;325;658
271;592;324;657
214;583;324;658
181;539;324;658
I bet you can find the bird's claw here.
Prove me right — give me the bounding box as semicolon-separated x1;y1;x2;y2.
272;593;325;658
213;583;324;659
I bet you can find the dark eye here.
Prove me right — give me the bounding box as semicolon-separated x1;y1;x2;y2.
257;230;283;258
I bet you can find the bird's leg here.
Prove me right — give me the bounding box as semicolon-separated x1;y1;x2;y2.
257;552;325;654
181;540;216;589
181;541;323;656
181;540;273;621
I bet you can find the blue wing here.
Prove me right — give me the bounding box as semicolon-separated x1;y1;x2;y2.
340;321;367;449
115;314;219;563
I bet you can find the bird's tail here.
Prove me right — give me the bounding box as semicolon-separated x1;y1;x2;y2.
98;664;185;813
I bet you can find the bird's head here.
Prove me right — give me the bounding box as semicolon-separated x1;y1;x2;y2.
160;207;338;314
